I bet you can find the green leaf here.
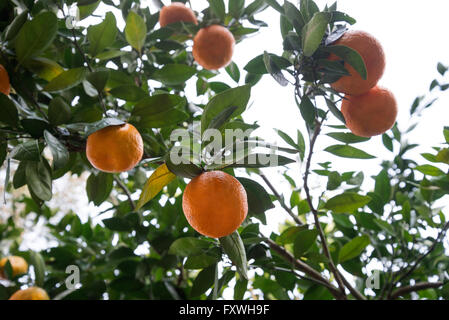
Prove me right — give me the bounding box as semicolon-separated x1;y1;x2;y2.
234;278;248;300
415;164;445;177
109;85;147;102
325;98;346;124
374;169;391;203
219;231;248;279
9;140;41;161
102;217;132;232
44;131;70;171
136;163;176;210
26;158;52;201
437;62;448;76
124;11;147;53
297;95;316;126
207;105;239;130
48;97;71;125
29;251;45;287
165;152;203;179
169;237;211;257
225;61;240;83
324;144;375;159
263;51;288;86
87;12;118;56
0;93;18;127
226;153;295;169
86;171;113;205
382;133;393;151
24;57;64;82
86;70;109;93
152;64;196;86
4;9;28;41
237;177;274;215
244;54;291;75
15;11;58;64
208;0;225;20
229;0;245;18
79;0;100;20
339;235;370;262
201;85;251;135
190;264;217;297
184;252;221;270
284;1;305;34
302;12;330;57
265;0;284;14
293;229;319;257
44;68;88;92
323;45;367;80
324;192;371;214
131;94;188;128
326;132;370;144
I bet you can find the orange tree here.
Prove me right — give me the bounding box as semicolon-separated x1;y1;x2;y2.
1;0;449;300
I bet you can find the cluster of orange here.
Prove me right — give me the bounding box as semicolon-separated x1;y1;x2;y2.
329;30;397;137
84;4;244;239
0;256;50;300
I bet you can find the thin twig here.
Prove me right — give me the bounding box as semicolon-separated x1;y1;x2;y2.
264;237;346;300
393;221;449;287
302;117;347;297
259;173;303;226
389;281;444;300
113;176;136;211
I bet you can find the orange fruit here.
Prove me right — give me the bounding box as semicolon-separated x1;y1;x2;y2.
86;123;144;173
159;2;198;27
182;171;248;238
0;64;11;96
192;25;235;70
0;256;28;278
9;287;50;300
329;30;385;96
341;86;397;137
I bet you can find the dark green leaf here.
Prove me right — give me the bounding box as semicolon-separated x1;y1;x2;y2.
48;97;71;125
302;12;330;57
169;237;211;257
109;85;147;102
152;64;196;86
86;172;113;205
324;144;375;159
326;132;369;144
44;130;70;171
0;93;19;127
44;68;88;92
15;11;58;64
87;12;118;56
219;231;248;279
26;158;52;201
339;235;370;262
324;192;371;213
190;264;217;297
293;229;318;257
225;62;240;83
322;45;367;80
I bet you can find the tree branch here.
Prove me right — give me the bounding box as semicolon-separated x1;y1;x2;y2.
393;221;449;287
389;281;444;300
264;237;346;300
302;118;349;297
113;176;136;211
259;173;303;226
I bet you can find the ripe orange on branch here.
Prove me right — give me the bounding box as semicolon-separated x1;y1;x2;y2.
193;25;235;70
329;30;386;96
159;2;198;27
0;64;11;96
86;123;144;173
182;171;248;238
341;86;397;137
9;287;50;300
0;256;28;278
